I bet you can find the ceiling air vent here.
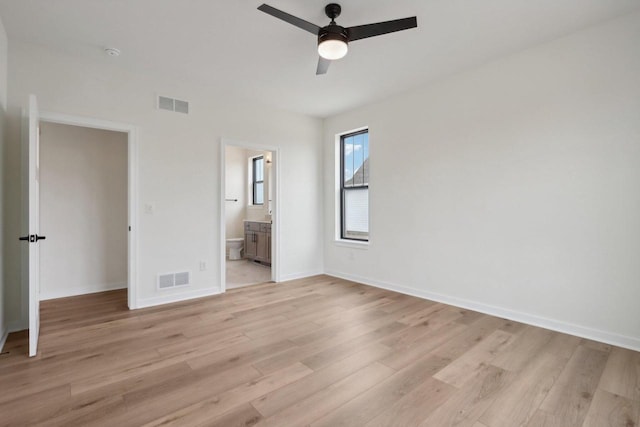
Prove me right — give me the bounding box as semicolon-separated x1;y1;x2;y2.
157;271;191;290
158;95;189;114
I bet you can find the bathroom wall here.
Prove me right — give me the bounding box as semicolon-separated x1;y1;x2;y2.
225;145;248;240
244;149;271;222
225;147;271;241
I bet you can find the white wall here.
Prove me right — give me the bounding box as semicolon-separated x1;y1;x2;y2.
0;15;7;349
224;145;247;240
4;39;323;321
39;122;127;300
324;12;640;350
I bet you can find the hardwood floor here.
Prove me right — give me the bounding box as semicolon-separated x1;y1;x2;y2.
1;275;638;426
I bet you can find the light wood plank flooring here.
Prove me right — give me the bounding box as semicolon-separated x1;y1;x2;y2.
1;275;638;426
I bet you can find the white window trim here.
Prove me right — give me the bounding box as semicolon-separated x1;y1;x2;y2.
334;239;370;249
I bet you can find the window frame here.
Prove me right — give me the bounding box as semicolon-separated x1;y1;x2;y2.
340;129;369;242
252;156;264;205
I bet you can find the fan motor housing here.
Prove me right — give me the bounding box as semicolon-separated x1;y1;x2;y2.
318;24;349;46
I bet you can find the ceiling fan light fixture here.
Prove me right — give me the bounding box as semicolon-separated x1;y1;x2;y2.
318;39;348;60
258;3;418;74
318;26;349;60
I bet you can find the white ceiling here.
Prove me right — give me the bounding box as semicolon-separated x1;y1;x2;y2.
0;0;638;117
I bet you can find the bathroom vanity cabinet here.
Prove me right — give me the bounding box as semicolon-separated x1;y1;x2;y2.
244;221;271;265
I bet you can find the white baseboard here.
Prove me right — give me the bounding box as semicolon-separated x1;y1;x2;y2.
136;287;222;309
0;326;8;353
326;270;640;352
40;282;127;301
279;270;324;282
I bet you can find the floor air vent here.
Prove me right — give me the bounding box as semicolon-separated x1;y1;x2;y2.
157;271;191;289
158;95;189;114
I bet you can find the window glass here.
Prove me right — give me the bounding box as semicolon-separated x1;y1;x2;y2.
253;156;264;205
340;130;369;241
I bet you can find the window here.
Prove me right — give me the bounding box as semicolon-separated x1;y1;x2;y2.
340;130;369;241
252;156;264;205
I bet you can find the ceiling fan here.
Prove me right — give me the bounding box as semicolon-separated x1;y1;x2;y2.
257;3;418;75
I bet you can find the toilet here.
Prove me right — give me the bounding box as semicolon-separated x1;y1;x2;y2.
226;237;244;260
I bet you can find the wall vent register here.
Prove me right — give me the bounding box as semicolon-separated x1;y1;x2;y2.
158;96;189;114
157;271;191;289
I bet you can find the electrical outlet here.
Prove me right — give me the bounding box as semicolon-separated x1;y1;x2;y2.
199;261;207;271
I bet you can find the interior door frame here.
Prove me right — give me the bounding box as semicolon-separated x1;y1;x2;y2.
220;139;280;292
38;111;140;309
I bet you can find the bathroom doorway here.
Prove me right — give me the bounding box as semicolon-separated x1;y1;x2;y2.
220;140;278;291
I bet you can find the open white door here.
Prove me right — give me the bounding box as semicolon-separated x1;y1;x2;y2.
20;95;42;357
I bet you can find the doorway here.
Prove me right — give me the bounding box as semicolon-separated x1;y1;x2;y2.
39;122;128;301
220;140;279;291
38;112;138;309
21;97;138;357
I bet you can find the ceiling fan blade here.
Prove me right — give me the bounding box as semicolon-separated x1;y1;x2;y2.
316;57;331;75
347;16;417;41
257;4;320;35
